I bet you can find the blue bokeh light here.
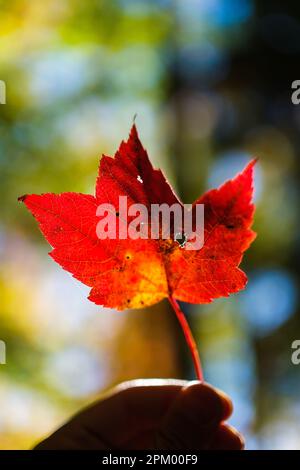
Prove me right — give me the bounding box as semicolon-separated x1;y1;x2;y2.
204;0;254;28
240;269;298;337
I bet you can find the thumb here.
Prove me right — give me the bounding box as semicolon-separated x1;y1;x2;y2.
156;381;235;449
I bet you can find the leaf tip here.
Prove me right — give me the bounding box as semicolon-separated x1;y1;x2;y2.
244;157;257;174
18;194;27;203
129;122;139;139
246;158;258;188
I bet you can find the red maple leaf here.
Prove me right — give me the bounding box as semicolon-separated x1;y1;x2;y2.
19;125;256;379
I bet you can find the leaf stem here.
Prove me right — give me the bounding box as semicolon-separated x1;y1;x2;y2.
168;295;204;381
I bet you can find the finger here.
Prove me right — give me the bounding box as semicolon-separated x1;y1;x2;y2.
35;379;187;450
157;381;233;449
210;423;245;450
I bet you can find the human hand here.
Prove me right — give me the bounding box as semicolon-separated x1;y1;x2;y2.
34;379;244;450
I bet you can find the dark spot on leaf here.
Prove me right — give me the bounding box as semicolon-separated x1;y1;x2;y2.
175;232;187;248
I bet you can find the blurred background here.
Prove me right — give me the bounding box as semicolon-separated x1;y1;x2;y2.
0;0;300;450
